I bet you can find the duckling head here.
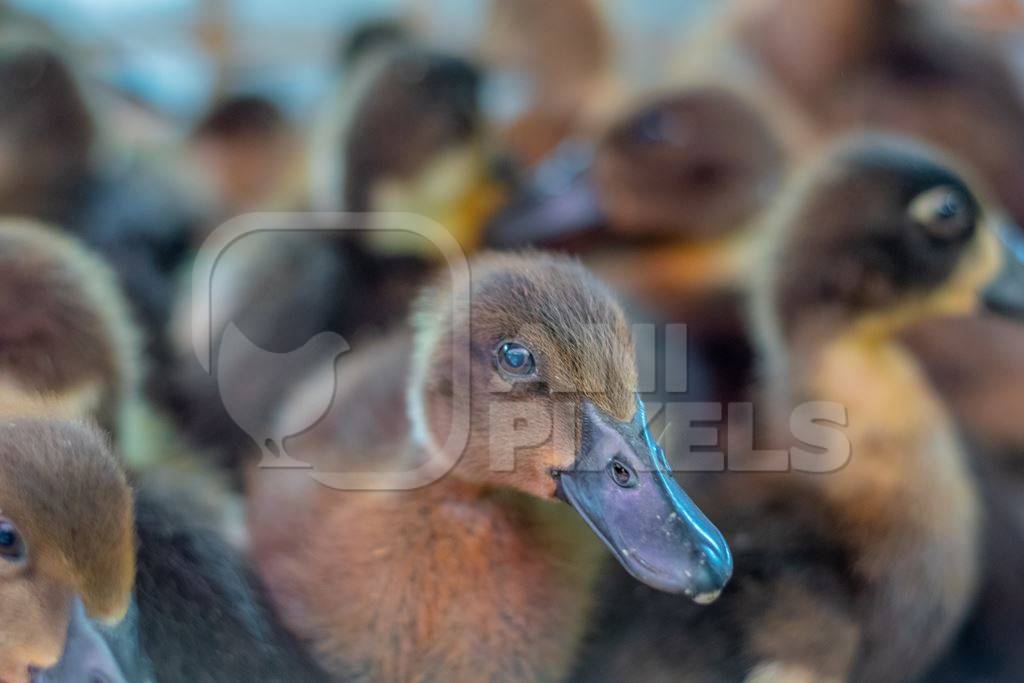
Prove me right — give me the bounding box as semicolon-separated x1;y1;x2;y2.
0;419;134;681
485;86;783;256
318;47;505;256
0;220;137;440
408;251;732;600
755;134;1022;354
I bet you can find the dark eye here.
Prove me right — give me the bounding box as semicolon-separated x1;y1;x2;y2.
496;341;536;378
910;186;975;241
608;457;637;488
0;519;25;563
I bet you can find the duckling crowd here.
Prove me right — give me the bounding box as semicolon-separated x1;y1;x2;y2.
1;1;1024;682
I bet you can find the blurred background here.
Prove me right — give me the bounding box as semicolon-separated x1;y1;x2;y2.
4;1;1024;680
4;0;714;122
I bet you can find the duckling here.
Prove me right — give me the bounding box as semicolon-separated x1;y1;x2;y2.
187;94;300;226
0;220;328;681
173;45;507;477
0;37;194;397
487;86;783;310
247;252;732;682
0;416;134;683
479;0;618;166
314;44;503;254
679;0;1024;226
485;86;785;404
573;135;1007;683
0;219;136;443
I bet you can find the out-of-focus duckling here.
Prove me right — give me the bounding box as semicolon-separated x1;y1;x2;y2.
187;95;301;229
173;44;508;478
247;252;731;682
0;221;328;681
573;135;1008;683
0;417;134;683
0;37;194;390
479;0;617;166
486;86;785;402
313;44;504;257
487;87;783;310
679;0;1024;226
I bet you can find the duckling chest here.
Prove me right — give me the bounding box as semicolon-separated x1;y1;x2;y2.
281;491;604;683
804;341;980;676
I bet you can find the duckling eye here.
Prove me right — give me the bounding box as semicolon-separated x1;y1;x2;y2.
495;342;536;378
608;458;637;488
910;186;975;242
0;519;26;563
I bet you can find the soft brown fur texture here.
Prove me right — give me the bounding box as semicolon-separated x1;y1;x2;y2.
0;417;134;680
248;252;641;682
0;220;137;440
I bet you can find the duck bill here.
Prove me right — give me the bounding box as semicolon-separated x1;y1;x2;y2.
983;220;1024;320
556;400;732;602
32;598;126;683
484;140;607;248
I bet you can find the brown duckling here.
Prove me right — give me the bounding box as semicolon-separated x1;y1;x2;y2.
247;252;732;682
479;0;617;166
187;94;301;226
572;135;1009;683
679;0;1024;226
0;416;134;683
485;86;785;404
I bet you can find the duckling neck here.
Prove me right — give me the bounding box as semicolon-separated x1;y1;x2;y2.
791;330;979;649
782;324;983;678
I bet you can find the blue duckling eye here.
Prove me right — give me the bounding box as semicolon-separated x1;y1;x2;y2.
496;342;536;378
0;519;26;563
